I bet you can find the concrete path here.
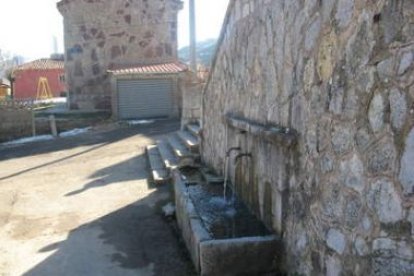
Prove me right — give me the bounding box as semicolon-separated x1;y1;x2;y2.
0;120;195;276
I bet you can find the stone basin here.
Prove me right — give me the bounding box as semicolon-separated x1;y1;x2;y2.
173;169;281;276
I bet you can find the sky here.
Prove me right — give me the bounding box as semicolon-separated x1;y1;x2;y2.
0;0;229;61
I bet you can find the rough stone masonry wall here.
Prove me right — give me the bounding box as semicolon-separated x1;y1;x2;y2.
0;107;32;143
58;0;182;110
202;0;414;274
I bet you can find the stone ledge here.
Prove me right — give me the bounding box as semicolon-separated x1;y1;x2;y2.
225;114;298;147
199;236;281;276
173;169;282;275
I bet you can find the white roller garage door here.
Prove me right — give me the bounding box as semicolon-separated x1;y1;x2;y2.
117;79;173;119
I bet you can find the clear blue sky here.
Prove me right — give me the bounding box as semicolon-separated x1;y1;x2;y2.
0;0;229;61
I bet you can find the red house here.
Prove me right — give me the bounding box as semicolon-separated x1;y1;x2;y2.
12;58;66;99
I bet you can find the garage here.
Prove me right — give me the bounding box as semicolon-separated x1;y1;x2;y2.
109;62;188;120
117;79;173;120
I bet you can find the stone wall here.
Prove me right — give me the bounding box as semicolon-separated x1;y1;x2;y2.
58;0;183;111
0;107;32;142
180;72;203;128
202;0;414;274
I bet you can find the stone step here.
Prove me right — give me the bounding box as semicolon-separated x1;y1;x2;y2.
200;168;224;185
177;130;199;152
157;140;179;170
186;123;201;137
167;134;198;168
146;145;169;184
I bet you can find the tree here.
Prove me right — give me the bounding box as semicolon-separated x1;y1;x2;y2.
0;49;23;80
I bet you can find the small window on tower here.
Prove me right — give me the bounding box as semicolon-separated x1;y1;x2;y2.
59;74;65;83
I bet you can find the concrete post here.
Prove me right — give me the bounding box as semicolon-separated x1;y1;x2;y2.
49;115;58;137
189;0;197;72
31;109;36;137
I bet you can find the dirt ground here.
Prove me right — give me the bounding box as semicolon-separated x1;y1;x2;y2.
0;120;195;276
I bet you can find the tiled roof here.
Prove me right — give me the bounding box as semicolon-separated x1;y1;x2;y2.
13;59;64;72
0;78;10;86
108;62;188;76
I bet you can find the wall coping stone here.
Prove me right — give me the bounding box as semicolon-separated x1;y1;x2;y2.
225;114;298;148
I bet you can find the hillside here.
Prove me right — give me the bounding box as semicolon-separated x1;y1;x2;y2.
178;39;217;66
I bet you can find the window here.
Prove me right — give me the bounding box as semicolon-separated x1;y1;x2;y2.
59;74;65;83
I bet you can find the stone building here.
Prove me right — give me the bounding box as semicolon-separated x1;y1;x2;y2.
57;0;183;112
202;0;414;274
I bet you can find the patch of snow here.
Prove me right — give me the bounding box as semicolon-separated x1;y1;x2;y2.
127;120;155;126
1;127;91;146
209;197;228;209
225;207;237;217
59;127;91;137
162;202;176;217
34;97;67;104
1;135;54;146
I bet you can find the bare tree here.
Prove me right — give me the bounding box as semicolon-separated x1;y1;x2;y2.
0;49;23;80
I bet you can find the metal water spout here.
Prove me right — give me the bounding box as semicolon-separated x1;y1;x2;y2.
234;153;252;164
223;147;241;202
231;152;252;205
226;146;241;157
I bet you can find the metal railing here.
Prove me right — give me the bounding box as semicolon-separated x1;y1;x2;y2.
0;98;35;109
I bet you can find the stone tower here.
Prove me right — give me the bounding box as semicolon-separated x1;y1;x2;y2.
57;0;183;110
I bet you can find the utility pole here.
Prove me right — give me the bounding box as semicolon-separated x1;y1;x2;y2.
189;0;197;72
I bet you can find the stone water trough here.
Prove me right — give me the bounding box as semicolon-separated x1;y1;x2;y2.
173;169;282;276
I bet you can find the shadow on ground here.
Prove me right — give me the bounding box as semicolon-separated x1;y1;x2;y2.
18;119;195;275
0;120;180;182
0;119;180;162
65;154;147;196
24;187;196;276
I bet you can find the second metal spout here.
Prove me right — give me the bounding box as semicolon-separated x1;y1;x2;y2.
226;147;241;157
234;153;252;164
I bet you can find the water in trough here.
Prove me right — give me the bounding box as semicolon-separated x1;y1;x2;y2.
182;169;270;240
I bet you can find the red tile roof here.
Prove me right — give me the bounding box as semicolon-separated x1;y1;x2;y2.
108;62;188;76
13;59;64;72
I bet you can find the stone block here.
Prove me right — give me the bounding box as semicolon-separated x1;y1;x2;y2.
377;58;394;80
368;93;385;133
188;218;211;272
329;87;344;115
331;124;353;155
399;127;414;195
367;179;403;223
322;182;344;220
326;229;346;254
317;30;337;81
354;236;369;256
335;0;354;28
389;88;407;130
356;66;376;93
373;238;413;260
344;196;362;229
361;215;373;233
340;154;364;193
320;153;334;173
305;16;321;51
199;236;280;276
367;140;397;174
398;51;413;75
372;256;414;276
325;255;342;276
373;238;397;252
356;127;371;151
408;208;414;237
